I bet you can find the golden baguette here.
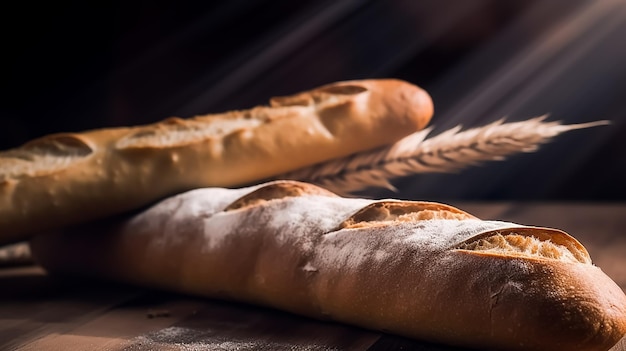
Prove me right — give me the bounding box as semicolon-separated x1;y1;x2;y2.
0;79;433;244
30;180;626;351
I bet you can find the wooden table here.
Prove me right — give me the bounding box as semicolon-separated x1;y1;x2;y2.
1;202;625;351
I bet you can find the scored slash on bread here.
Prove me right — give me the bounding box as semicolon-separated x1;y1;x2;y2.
0;79;433;245
456;226;592;264
30;180;626;351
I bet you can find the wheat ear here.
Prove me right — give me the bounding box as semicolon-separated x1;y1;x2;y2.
278;115;608;194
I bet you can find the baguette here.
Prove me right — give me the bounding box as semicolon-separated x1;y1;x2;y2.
30;181;626;351
0;79;433;244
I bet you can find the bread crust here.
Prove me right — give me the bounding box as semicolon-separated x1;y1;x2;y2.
0;79;433;244
30;181;626;351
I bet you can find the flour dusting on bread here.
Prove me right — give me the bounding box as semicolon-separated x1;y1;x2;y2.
318;219;530;271
129;186;256;250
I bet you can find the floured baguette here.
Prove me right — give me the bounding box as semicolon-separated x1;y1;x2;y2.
0;79;433;244
30;181;626;351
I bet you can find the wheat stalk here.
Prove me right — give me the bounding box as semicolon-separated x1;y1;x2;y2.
278;115;609;194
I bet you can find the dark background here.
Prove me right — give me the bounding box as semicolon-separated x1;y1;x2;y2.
3;0;626;201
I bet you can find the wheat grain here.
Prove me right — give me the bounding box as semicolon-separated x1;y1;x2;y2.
278;116;608;194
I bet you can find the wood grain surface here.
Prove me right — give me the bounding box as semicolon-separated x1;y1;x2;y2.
1;203;625;351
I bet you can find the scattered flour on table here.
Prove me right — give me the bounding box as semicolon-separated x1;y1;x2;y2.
130;326;344;351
